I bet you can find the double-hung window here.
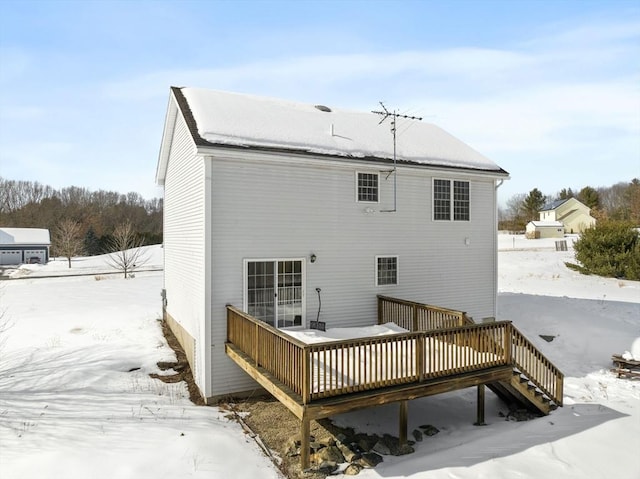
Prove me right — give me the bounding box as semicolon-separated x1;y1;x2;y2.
376;256;398;286
357;172;379;202
433;179;470;221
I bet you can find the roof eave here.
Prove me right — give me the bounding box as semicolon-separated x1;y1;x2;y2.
194;142;509;178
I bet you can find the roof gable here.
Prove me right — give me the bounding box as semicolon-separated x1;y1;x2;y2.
541;198;568;211
541;197;590;213
161;87;508;177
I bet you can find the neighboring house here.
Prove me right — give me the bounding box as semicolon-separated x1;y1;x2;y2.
539;197;596;234
0;227;51;265
156;87;510;401
525;221;565;239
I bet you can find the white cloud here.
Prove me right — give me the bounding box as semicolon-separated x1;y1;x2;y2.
5;11;639;202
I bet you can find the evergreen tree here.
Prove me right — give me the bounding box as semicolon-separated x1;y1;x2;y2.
83;226;101;256
573;221;640;280
577;186;600;209
558;188;574;200
520;188;546;222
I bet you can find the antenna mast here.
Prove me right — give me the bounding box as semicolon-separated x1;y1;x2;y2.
371;102;422;212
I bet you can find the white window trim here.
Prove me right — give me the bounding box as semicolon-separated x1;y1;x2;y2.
355;171;380;203
375;255;399;286
432;178;470;222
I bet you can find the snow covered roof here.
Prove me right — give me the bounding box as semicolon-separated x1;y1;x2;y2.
163;87;508;176
0;227;51;245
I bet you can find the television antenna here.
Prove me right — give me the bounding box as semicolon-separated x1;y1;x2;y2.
371;102;422;212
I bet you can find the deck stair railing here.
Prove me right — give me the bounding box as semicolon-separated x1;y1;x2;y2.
377;295;564;409
509;326;564;406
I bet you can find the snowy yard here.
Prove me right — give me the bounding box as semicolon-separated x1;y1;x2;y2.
1;238;639;478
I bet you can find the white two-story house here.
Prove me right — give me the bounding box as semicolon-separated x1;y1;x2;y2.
156;87;509;402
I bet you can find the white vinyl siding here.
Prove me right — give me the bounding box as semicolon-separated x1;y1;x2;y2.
162;113;208;392
207;156;499;396
164;146;500;397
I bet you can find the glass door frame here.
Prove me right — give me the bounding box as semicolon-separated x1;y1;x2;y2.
243;257;306;330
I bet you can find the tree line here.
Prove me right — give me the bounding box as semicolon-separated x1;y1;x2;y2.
498;179;640;232
0;177;162;257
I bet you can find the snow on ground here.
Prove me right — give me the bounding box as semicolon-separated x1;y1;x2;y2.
0;245;281;479
1;238;639;479
331;235;640;479
5;244;164;279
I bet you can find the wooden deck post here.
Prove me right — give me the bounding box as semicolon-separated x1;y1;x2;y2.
474;384;486;426
301;416;311;470
399;400;408;445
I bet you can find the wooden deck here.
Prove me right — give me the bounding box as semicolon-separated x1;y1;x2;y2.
225;295;564;469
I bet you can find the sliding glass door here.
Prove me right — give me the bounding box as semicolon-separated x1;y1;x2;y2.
245;259;304;328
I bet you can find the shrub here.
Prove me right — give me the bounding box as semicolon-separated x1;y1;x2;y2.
573;221;640;280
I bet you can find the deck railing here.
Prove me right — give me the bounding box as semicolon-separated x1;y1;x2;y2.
227;305;516;404
306;321;512;401
510;326;564;406
377;295;473;331
227;305;308;400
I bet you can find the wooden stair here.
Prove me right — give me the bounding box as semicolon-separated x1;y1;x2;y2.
488;369;557;415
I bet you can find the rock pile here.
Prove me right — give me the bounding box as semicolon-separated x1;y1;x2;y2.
285;425;440;475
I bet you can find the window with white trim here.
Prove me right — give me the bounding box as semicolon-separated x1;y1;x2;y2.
376;256;398;286
433;179;470;221
357;172;379;202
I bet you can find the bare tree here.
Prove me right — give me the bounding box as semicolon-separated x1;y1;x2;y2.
500;193;527;232
106;221;149;278
53;219;85;268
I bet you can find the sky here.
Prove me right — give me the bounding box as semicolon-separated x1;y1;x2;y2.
0;0;639;205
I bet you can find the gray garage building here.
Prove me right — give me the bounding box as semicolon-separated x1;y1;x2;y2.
0;228;51;265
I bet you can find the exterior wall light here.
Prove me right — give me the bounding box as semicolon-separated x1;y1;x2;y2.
310;253;317;263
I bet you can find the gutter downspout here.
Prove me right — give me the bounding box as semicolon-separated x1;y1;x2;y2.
494;178;505;321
